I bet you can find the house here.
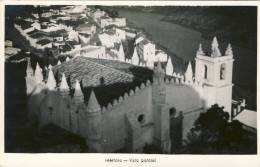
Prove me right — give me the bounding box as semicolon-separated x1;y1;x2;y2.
14;20;35;36
5;40;13;47
136;39;156;66
115;28;126;41
5;46;21;60
100;17;126;28
80;45;106;59
35;39;52;49
98;31;121;48
155;50;168;62
76;23;96;35
91;9;106;21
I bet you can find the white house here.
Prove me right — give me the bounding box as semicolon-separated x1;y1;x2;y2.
100;17;126;28
92;9;106;21
81;45;106;59
115;28;126;41
155;50;168;62
98;32;121;48
136;39;156;62
76;23;96;35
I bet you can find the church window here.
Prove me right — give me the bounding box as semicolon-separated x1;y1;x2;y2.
100;77;105;85
220;63;226;80
204;65;208;79
137;114;145;124
48;106;53;115
169;107;176;117
49;106;53;111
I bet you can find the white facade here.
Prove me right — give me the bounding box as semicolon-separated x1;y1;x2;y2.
137;40;156;62
98;33;121;48
155;50;168;62
100;18;126;28
35;42;52;50
115;28;126;41
81;45;106;59
195;37;234;117
92;10;106;20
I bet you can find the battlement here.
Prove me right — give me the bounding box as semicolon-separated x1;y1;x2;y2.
27;55;205;115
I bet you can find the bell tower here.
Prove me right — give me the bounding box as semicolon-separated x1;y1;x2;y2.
195;37;234;118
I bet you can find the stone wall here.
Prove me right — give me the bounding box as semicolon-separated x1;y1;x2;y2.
166;83;205;141
27;74;207;153
101;85;153;152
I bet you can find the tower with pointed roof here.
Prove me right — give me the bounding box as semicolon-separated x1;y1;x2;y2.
35;62;44;84
185;61;193;84
25;57;35;95
152;62;171;153
132;47;139;66
73;80;84;105
195;37;234;117
80;89;103;152
118;43;125;62
26;57;34;78
86;90;101;113
166;56;174;76
46;69;56;91
59;73;70;97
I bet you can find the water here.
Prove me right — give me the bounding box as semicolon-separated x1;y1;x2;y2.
119;9;257;109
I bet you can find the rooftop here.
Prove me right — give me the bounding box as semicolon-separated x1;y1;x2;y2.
30;32;49;39
234;109;257;129
36;39;52;45
76;23;94;31
52;56;153;106
15;20;33;30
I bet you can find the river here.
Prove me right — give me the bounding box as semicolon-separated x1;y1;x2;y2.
118;9;257;110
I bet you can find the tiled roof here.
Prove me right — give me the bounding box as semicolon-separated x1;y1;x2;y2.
50;29;67;37
30;32;49;39
17;20;33;30
36;39;52;45
27;29;42;35
52;56;153;106
60;44;73;53
67;40;79;46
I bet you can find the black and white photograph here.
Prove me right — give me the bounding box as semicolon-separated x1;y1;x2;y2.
4;3;257;157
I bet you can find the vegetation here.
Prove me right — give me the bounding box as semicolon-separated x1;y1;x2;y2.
115;6;256;50
183;104;257;154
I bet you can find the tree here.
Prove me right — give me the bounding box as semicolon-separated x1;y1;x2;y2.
184;104;256;154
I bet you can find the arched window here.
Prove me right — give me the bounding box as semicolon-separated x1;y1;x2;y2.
220;63;226;80
204;65;208;79
100;77;105;85
169;107;177;117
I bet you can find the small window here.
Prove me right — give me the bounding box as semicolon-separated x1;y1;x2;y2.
49;106;53;111
204;65;208;79
100;77;105;85
169;107;176;117
220;63;226;80
67;105;70;109
137;114;145;124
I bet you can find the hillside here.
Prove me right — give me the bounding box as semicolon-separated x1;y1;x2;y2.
115;6;257;51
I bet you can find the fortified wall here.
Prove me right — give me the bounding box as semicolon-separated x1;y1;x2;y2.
26;37;234;153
